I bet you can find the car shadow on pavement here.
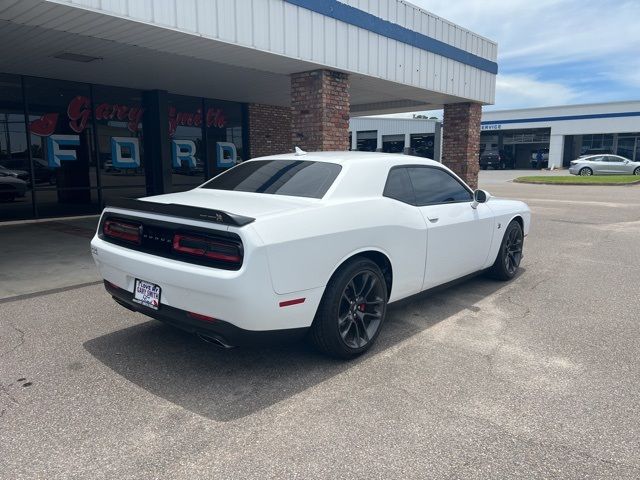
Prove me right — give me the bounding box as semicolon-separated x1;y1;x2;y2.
83;273;513;422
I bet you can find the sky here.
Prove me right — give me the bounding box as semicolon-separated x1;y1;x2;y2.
391;0;640;115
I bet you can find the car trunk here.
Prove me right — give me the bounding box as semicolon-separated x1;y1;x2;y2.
137;188;317;220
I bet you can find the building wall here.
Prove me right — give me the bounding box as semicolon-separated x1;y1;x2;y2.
291;70;350;151
442;103;482;189
349;117;441;159
248;104;292;158
349;117;437;135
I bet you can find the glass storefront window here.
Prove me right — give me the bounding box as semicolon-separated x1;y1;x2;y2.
169;95;206;192
0;74;33;221
617;133;639;161
581;134;614;154
1;73;249;221
204;98;244;179
25;76;99;216
616;137;636;160
93;85;146;201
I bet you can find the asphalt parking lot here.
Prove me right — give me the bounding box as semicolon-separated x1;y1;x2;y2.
1;172;639;479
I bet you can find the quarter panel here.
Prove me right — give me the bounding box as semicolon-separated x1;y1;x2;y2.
256;198;427;301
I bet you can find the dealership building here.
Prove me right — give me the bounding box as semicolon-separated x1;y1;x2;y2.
348;100;640;170
480;101;640;169
349;117;441;158
0;0;497;222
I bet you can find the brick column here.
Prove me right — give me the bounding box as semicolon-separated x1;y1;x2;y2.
442;102;482;189
291;69;350;151
247;103;292;158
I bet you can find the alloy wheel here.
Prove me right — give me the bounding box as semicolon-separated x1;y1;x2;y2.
338;271;385;348
504;226;523;276
580;168;592;176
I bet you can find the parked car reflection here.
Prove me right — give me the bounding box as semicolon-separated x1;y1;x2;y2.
0;157;56;185
0;170;28;201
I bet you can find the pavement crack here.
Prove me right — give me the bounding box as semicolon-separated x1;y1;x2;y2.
0;381;20;421
0;323;25;359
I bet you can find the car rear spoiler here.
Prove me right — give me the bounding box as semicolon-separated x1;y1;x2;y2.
106;198;255;227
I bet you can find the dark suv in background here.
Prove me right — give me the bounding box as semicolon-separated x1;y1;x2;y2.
479;149;514;170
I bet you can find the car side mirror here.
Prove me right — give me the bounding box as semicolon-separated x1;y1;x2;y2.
471;189;490;209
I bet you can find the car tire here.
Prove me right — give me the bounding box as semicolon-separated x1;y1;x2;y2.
634;167;640;176
579;167;593;176
487;220;523;281
310;257;388;359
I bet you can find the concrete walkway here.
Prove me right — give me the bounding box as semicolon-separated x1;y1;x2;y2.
0;217;100;300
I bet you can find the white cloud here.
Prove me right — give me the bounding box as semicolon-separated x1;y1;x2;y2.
490;74;581;110
413;0;640;66
370;74;582;118
402;0;640;109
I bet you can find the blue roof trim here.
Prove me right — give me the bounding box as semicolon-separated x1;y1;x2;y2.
482;111;640;125
283;0;498;75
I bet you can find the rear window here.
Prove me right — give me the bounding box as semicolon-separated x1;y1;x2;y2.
201;160;341;199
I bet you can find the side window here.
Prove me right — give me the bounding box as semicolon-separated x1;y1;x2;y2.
591;156;604;162
406;167;472;206
383;167;415;204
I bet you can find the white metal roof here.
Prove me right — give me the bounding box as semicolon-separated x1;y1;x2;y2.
0;0;497;112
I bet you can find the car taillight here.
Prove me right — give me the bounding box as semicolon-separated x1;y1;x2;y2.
103;219;141;244
172;233;242;264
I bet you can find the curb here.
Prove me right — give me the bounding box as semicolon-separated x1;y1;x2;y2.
513;178;640;186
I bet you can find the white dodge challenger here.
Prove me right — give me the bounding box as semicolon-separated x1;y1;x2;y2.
91;151;530;358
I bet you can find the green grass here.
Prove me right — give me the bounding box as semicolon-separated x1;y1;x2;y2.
514;175;640;185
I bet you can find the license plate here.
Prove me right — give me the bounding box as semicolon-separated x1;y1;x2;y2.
133;279;161;310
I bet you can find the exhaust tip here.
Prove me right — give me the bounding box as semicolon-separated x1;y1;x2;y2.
197;333;235;349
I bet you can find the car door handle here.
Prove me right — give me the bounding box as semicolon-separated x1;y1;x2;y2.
427;216;439;223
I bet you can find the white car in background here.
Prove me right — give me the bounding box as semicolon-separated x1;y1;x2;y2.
569;154;640;176
91;151;530;358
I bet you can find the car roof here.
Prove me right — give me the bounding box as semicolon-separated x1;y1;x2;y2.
580;154;622;159
251;150;442;167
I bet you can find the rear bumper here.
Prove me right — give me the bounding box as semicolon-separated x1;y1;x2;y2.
91;235;324;332
105;281;307;346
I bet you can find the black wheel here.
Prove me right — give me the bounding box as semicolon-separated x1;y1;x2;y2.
633;167;640;176
488;220;523;281
579;167;593;176
310;258;388;359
